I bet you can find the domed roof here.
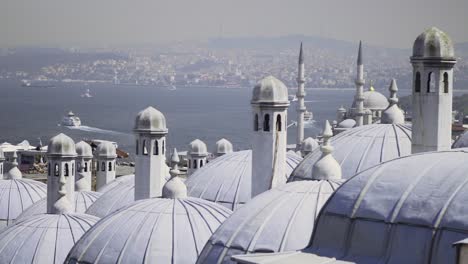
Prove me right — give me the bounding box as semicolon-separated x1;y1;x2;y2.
309;149;468;264
75;141;92;158
251;76;289;104
412;27;455;59
302;137;319;152
189;139;208;156
381;104;405;124
67;197;232;264
453;131;468;149
133;106;168;134
47;133;76;158
86;177;135;218
337;119;356;129
0;179;47;228
198;179;343;263
186;150;303;210
96;141;117;158
352;90;389;110
0;213;98;264
290;124;412;181
5;166;22;180
215;138;234;156
97;174;134;193
15;191;102;223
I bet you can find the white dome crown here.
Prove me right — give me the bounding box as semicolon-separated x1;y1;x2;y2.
47;133;76;158
302;137;319;153
189;139;208;156
75;141;93;158
134;106;168;134
215;138;233;156
412;27;455;59
251;76;289;104
96;141;117;158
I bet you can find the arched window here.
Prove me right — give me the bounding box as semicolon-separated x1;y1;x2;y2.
443;72;449;93
200;160;203;167
77;162;81;172
154;140;159;155
108;162;112;171
136;139;139;155
188;160;191;169
263;114;270;132
64;163;69;176
101;162;105;171
254;114;259;131
143;140;148;155
84;162;88;172
415;72;421;93
54;164;59;176
194;160;198;169
427;72;435;93
162;140;165;154
72;163;74;176
276;114;282;132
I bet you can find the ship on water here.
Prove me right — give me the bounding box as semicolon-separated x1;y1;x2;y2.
61;111;81;127
21;80;56;88
81;88;93;98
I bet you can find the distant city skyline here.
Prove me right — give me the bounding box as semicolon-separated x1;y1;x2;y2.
1;0;468;48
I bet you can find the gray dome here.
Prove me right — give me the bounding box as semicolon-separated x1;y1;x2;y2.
337;119;356;129
290;124;412;181
0;179;47;229
251;76;289;104
309;149;468;264
75;141;92;158
15;191;102;223
134;106;168;134
453;131;468;149
352;90;389;110
302;137;319;153
198;179;343;264
47;133;77;158
162;176;187;199
5;166;22;180
0;213;98;264
381;104;405;124
67;197;232;264
96;141;117;158
97;174;134;193
186;150;303;210
412;27;455;59
189;139;208;156
215;138;233;156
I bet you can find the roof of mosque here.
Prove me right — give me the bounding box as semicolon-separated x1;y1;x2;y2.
251;76;289;105
47;133;76;158
337;119;356;129
198;179;343;263
185;150;303;210
412;27;455;59
352;90;389;110
308;149;468;264
290;124;412;181
0;213;98;264
67;197;232;264
133;106;168;134
96;174;134;193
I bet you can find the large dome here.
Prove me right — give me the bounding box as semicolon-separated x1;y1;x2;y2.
186;150;303;210
352;90;389;110
198;179;343;264
290;124;412;181
15;191;102;223
251;76;289;104
66;197;232;264
0;213;98;264
309;149;468;264
0;179;47;228
412;27;455;59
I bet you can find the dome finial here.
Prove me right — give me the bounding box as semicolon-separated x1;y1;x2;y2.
381;79;405;124
162;148;187;199
11;151;18;167
53;173;73;214
6;151;22;179
311;120;342;180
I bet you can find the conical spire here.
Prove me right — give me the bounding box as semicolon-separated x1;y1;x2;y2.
381;79;405;124
162;148;187;199
311;120;342;180
388;78;399;104
357;41;363;65
298;42;304;64
11;151;18;167
53;173;73;214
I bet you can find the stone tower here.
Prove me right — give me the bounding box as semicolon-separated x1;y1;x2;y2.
187;139;208;175
75;141;93;192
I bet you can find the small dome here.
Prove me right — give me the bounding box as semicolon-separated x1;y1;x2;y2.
337;119;356;129
0;213;98;264
134;106;168;134
75;141;93;158
309;149;468;264
302;137;319;153
198;179;343;263
413;27;455;59
15;191;102;223
352;90;389;110
96;141;117;158
47;133;76;157
381;104;405;124
215;138;234;156
162;176;187;199
186;150;303;210
290;124;412;181
67;198;232;264
251;76;289;104
189;139;208;156
0;179;47;229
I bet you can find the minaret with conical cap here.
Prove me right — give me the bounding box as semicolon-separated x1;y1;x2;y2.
312;120;342;180
296;42;306;148
354;41;365;126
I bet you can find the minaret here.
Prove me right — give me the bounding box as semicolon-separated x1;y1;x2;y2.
0;149;4;180
411;27;456;153
187;139;208;175
296;42;306;148
75;141;93;192
46;133;76;214
312;120;342;180
251;76;290;197
354;41;365;126
134;107;168;200
95;141;117;190
215;138;233;157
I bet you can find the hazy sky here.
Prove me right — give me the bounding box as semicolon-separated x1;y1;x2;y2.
1;0;467;48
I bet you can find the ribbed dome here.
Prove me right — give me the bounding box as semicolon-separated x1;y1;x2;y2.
302;137;319;153
453;131;468;149
134;106;168;134
47;133;76;157
189;139;208;156
0;179;47;229
67;198;232;264
0;213;98;264
251;76;289;104
290;124;412;181
86;177;134;218
215;138;234;156
309;149;468;264
337;119;356;129
381;104;405;124
15;191;102;223
75;141;92;158
412;27;455;59
198;179;343;264
186;150;303;210
96;141;117;158
97;174;134;193
352;90;389;110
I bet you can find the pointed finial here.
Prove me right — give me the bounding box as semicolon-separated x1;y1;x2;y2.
171;148;180;165
357;41;363;65
321;120;334;154
388;78;399;104
369;80;375;91
299;42;304;64
11;151;18;167
311;120;342;180
53;173;73;214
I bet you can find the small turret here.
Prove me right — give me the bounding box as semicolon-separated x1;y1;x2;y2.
75;141;93;192
311;120;342;180
215;138;233;157
188;139;208;175
95;141;117;190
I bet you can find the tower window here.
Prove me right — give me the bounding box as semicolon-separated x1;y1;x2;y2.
427;72;435;93
443;72;449;93
143;140;148;155
415;72;421;93
84;162;88;172
194;160;198;169
136;139;139;155
64;163;69;176
276;114;282;132
154;140;159;155
54;164;59;176
188;160;191;169
162;140;165;155
101;162;105;171
263;114;270;132
48;165;50;176
72;163;74;176
200;160;203;167
108;162;112;171
254;114;259;131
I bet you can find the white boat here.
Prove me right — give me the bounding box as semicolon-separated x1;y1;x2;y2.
81;89;93;98
304;110;313;122
288;95;298;102
62;111;81;127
